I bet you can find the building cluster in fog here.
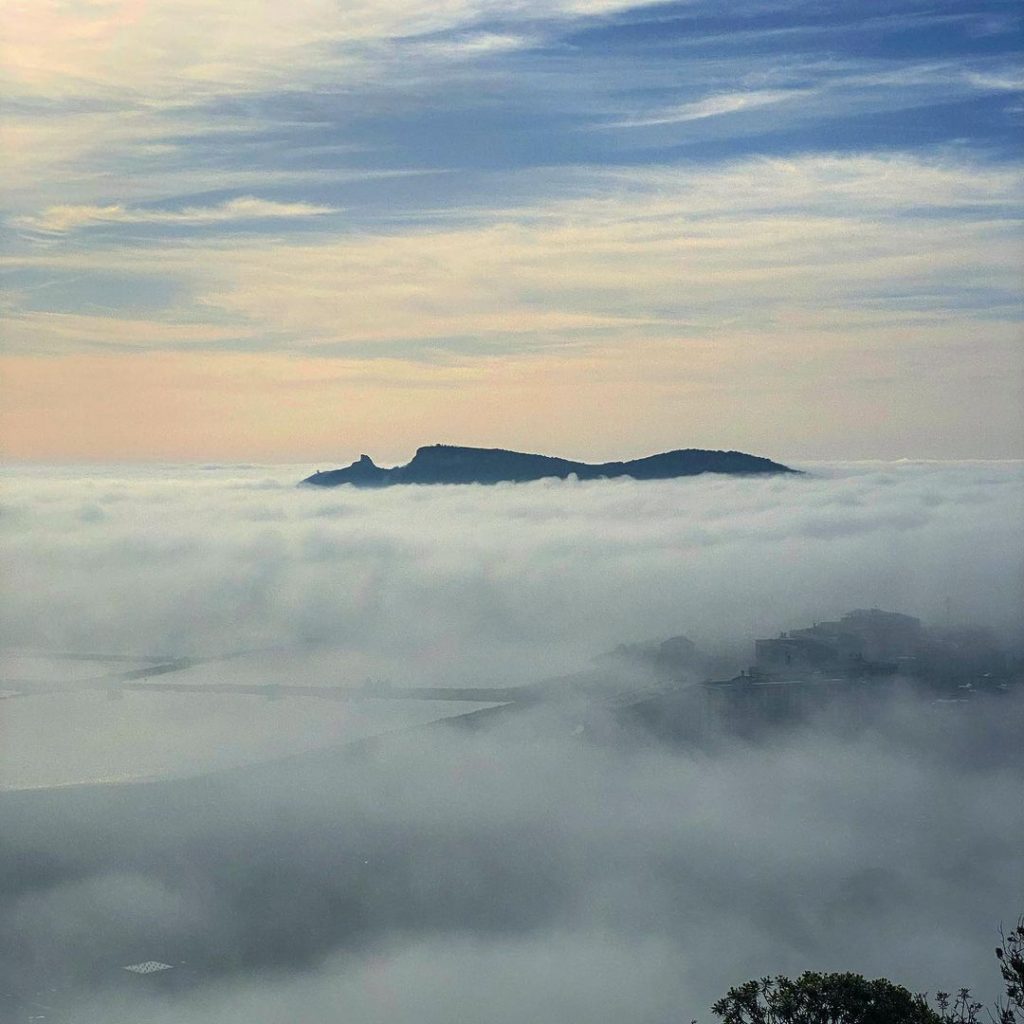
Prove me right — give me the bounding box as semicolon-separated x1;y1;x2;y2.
753;608;923;679
621;608;1021;743
751;608;1012;686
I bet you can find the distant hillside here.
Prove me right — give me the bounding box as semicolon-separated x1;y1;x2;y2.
301;445;798;487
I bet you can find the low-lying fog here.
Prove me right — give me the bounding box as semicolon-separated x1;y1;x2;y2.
1;461;1022;1022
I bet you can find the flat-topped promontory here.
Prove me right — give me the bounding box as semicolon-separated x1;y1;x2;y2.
301;445;798;487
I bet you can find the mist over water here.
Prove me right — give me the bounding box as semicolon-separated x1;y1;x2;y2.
3;460;1022;666
1;461;1022;1021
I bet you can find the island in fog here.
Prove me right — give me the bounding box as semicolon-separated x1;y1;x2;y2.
301;444;797;488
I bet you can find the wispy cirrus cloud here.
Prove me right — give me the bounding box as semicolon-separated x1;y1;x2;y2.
409;32;539;60
158;154;1024;348
4;151;1019;461
603;89;809;129
1;1;1021;460
7;153;1021;352
0;0;626;102
15;196;338;235
965;69;1024;92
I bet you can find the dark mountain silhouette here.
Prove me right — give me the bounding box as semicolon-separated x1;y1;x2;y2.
301;445;798;487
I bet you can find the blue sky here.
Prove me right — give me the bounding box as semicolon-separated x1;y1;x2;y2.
2;0;1022;460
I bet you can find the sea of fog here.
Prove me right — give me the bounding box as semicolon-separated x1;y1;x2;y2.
1;460;1022;1022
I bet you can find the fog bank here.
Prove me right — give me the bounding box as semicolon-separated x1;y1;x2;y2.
3;461;1021;670
1;460;1021;1021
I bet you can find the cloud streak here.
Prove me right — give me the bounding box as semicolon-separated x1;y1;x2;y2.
604;89;808;128
15;197;338;234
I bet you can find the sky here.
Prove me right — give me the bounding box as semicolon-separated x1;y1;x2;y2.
1;0;1023;462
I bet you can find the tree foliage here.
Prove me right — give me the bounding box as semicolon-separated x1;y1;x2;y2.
708;972;943;1024
994;917;1024;1024
702;915;1024;1024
